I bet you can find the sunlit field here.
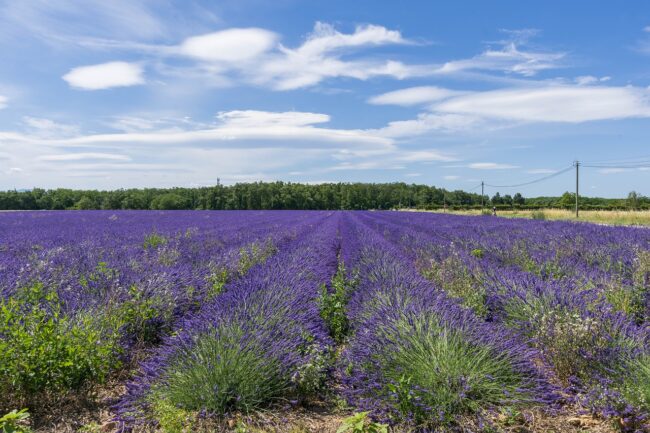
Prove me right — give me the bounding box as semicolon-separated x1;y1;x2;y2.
422;208;650;226
2;211;650;432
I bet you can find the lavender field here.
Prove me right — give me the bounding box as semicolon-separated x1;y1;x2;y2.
1;211;650;433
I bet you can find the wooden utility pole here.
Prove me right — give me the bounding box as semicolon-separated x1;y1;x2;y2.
481;181;484;210
574;160;579;218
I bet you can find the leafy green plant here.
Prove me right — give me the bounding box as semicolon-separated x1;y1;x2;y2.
150;397;194;433
237;239;277;276
319;262;356;343
386;375;415;419
0;409;32;433
420;254;488;318
470;248;484;259
110;284;169;345
144;232;167;250
336;412;388;433
206;266;229;299
612;354;650;413
0;284;122;401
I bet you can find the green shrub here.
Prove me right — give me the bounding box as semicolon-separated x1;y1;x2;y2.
238;239;277;276
0;409;32;433
0;284;122;404
530;211;546;220
618;355;650;413
109;284;170;345
319;262;356;343
206;266;229;299
500;296;637;384
420;254;488;318
602;279;646;323
150;397;195;433
470;248;484;259
143;232;167;250
336;412;388;433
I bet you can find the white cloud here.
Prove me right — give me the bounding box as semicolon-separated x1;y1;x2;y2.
396;150;457;162
405;173;421;177
368;86;461;106
6;110;393;149
251;22;425;90
178;28;277;62
215;110;330;127
23;117;79;137
329;161;405;171
434;85;650;123
575;75;611;86
376;112;481;138
63;62;145;90
38;153;131;162
0;95;6;109
83;22;429;91
0;107;462;188
443;175;460;180
468;162;518;170
437;41;565;77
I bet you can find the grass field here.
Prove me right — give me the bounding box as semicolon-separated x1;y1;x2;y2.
421;208;650;226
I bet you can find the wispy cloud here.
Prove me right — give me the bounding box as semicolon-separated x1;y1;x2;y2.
433;85;650;123
251;22;424;90
574;75;610;85
22;117;79;137
368;86;462;106
0;95;6;109
38;153;131;162
468;162;518;170
443;175;460;180
375;113;482;138
526;168;555;174
436;29;565;77
63;62;145;90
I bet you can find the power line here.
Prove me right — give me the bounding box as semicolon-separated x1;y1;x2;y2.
484;165;574;189
581;163;650;169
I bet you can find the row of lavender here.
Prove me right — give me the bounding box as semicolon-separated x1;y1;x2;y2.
355;211;650;429
116;212;341;428
337;213;557;430
0;211;324;411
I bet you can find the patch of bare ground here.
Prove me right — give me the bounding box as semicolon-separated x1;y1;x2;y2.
26;399;625;433
25;380;124;433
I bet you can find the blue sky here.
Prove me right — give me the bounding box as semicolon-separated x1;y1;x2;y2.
1;0;650;197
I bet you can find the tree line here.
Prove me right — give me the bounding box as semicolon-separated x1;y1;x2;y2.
0;183;647;211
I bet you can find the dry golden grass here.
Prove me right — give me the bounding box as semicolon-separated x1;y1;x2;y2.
412;208;650;226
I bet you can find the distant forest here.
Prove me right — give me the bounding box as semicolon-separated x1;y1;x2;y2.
0;182;647;211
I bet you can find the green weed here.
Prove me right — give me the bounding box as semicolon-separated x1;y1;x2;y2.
336;412;388;433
